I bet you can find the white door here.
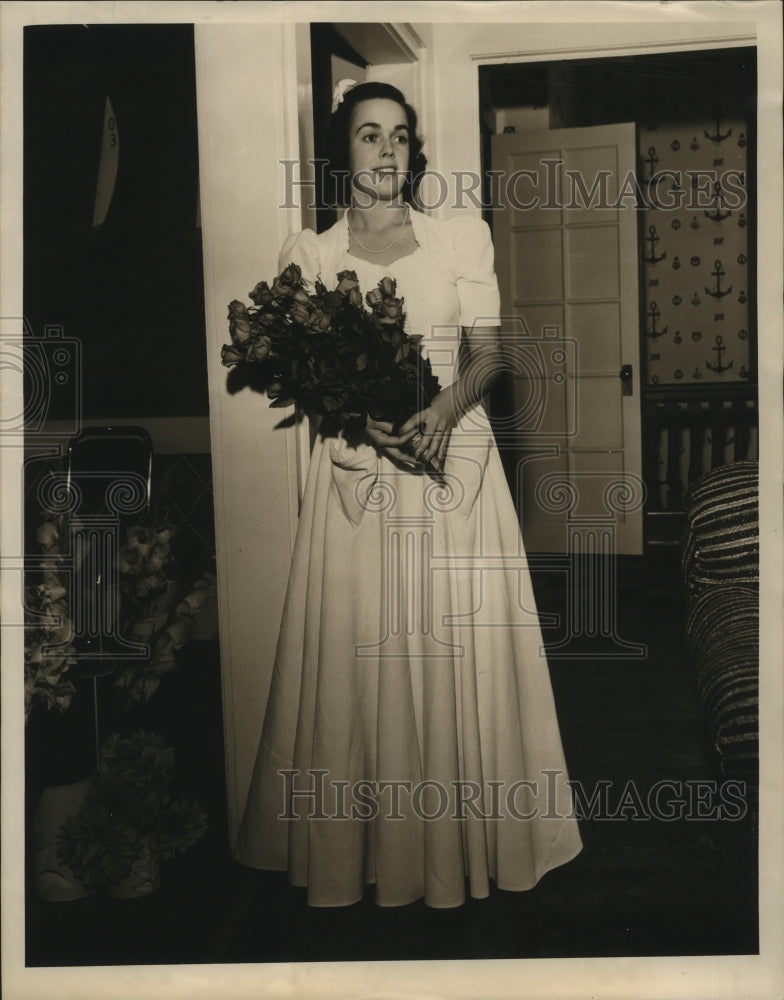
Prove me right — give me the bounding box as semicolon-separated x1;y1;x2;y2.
491;123;643;555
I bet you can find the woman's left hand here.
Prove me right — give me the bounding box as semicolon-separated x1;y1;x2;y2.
398;391;458;466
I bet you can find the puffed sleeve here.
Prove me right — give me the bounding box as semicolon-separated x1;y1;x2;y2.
277;228;321;286
451;216;501;328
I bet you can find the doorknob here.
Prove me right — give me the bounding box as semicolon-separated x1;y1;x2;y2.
619;364;633;396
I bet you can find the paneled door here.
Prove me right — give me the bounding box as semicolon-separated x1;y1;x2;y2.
491;123;643;554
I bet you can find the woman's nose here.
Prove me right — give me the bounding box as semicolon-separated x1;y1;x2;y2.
380;137;394;158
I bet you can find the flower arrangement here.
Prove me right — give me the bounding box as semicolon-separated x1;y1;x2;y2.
56;730;208;894
24;516;78;720
221;264;443;475
113;519;217;709
24;508;217;723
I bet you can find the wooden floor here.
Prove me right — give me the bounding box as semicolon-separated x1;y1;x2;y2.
25;554;758;965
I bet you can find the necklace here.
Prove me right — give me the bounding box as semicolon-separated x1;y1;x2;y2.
347;204;409;255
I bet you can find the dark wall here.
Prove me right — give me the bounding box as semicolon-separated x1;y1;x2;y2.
24;24;208;420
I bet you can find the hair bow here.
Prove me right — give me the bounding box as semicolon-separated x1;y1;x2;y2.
331;78;358;114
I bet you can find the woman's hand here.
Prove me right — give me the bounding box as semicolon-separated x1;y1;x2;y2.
365;417;421;468
398;391;458;466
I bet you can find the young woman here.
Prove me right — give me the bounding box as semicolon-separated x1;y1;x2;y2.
235;81;582;908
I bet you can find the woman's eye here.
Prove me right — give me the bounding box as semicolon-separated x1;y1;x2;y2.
361;133;378;143
394;135;408;145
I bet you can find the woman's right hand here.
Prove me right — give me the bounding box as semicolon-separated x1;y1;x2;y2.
365;417;421;468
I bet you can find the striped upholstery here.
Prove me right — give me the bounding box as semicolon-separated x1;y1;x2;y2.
681;462;758;778
681;461;758;595
686;587;759;774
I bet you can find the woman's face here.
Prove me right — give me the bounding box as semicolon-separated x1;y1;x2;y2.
348;98;410;204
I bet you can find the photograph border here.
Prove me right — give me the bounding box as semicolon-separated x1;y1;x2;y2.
2;2;782;998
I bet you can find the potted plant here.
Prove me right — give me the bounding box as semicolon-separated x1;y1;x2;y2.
56;730;208;898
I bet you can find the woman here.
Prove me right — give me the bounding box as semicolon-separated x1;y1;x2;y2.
235;81;582;908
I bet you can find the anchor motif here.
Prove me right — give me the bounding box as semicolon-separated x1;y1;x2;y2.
704;182;731;222
691;292;701;306
644;146;659;180
673;331;682;345
705;260;732;299
692;367;702;380
645;301;667;340
706;334;734;374
704;116;732;144
643;225;666;265
672;256;681;271
737;213;747;228
738;133;747;148
690;136;701;151
690;216;701;230
738;290;747;305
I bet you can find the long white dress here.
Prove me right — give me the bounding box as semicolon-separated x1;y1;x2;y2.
234;209;583;907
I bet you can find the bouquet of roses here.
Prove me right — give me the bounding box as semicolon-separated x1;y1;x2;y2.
221;264;444;478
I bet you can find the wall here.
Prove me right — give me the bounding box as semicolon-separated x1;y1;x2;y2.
194;23;305;844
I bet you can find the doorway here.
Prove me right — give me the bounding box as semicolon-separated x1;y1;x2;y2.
480;49;758;556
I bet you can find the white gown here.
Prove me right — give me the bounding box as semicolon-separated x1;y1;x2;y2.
234;209;583;907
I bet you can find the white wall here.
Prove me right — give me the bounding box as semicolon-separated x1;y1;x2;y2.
194;23;305;844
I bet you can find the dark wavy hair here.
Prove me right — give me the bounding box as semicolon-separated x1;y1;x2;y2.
326;81;427;209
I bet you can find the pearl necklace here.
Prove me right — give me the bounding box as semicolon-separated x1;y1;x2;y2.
347;204;410;255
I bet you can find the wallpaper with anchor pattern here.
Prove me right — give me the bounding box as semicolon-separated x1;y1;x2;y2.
638;118;749;385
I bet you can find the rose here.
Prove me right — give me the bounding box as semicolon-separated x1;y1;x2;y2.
166;618;192;647
378;276;397;298
248;281;274;306
129;616;161;643
124;526;152;562
228;300;252;343
150;633;177;667
146;541;170;573
47;616;75;645
365;288;383;310
36;520;60;553
335;270;360;295
248;336;272;361
118;545;144;576
38;573;66;605
289;302;311;325
279;263;302;288
38;598;69;629
347;287;363;310
291;304;331;331
375;296;405;326
221;344;245;367
266;382;284;400
271;263;304;299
